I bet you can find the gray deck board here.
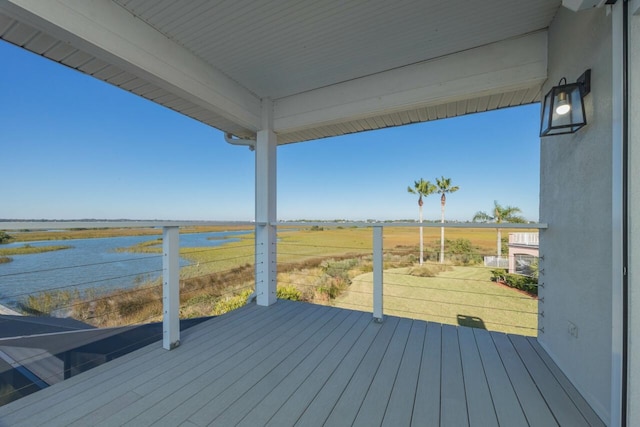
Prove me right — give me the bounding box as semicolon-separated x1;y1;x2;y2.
264;310;381;426
458;326;499;427
124;303;325;426
511;334;589;427
492;331;559;427
91;302;305;426
48;304;300;427
381;321;426;427
304;316;399;426
1;303;262;425
214;309;358;426
351;317;412;427
237;311;370;426
0;300;604;427
88;302;303;427
190;307;343;426
440;324;469;427
473;328;528;427
412;321;442;427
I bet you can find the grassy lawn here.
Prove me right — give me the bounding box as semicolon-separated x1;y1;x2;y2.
333;264;538;336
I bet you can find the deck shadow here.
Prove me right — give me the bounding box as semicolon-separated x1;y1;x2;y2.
456;314;486;329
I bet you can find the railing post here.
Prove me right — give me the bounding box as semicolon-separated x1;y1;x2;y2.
373;225;384;322
162;226;180;350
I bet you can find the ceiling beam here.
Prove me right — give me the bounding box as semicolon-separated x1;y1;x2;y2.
0;0;262;131
273;31;548;134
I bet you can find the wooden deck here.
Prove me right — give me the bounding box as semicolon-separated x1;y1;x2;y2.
0;300;604;426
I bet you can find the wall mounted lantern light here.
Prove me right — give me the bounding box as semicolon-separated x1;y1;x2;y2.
539;69;591;137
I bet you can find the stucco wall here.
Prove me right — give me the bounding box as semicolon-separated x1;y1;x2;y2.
628;3;640;425
539;7;612;423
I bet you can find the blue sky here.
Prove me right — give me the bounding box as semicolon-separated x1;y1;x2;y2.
1;41;540;222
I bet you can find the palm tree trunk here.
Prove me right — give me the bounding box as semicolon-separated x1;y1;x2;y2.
440;203;445;264
419;205;424;265
497;228;502;258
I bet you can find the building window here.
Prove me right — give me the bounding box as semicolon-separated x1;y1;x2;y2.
515;254;536;276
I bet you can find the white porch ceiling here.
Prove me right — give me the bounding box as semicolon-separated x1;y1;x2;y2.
0;0;561;144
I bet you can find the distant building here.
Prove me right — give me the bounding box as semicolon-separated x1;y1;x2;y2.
508;232;539;275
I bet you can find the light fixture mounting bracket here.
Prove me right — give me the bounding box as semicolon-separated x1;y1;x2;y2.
577;69;591;97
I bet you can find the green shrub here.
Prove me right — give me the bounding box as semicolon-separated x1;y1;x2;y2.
316;283;341;299
211;289;252;315
490;268;507;282
448;253;483;265
446;238;475;253
315;274;349;300
444;238;483;265
489;268;537;295
277;286;302;301
0;231;13;244
502;273;538;296
321;259;357;281
408;266;436;277
409;263;453;277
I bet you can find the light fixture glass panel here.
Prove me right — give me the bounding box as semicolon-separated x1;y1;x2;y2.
539;80;587;137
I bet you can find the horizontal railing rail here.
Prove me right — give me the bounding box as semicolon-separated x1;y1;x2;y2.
274;221;547;229
0;220;254;230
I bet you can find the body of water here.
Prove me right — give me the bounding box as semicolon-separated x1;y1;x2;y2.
0;231;251;308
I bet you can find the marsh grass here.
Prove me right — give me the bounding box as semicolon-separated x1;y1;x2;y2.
0;256;11;264
8;225;252;243
0;244;72;256
113;239;162;253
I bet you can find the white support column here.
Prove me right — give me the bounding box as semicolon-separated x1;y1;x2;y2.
624;3;639;426
255;99;278;306
611;2;626;424
162;226;180;350
373;226;384;322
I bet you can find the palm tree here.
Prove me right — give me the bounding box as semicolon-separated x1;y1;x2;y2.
435;176;459;263
472;200;526;258
407;179;436;264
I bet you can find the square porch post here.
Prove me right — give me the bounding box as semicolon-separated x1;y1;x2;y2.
162;226;180;350
255;99;277;306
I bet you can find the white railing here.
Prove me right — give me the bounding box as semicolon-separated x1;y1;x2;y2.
1;220;547;347
484;256;509;268
509;232;539;246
